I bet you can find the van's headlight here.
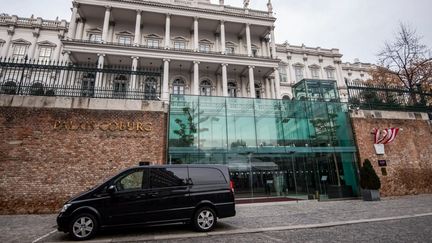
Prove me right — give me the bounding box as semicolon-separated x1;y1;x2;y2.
60;203;72;213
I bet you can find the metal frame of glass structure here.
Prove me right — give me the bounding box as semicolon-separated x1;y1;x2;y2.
168;95;360;200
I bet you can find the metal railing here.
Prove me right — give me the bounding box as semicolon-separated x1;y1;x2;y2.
346;81;432;112
0;57;162;100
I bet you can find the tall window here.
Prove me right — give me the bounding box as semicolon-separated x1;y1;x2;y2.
199;43;211;53
255;83;262;99
310;67;320;79
252;48;258;57
326;69;335;79
228;82;237;97
147;39;159;48
118;36;132;45
81;73;95;97
12;45;28;59
279;66;288;82
89;34;102;43
113;75;128;98
145;77;158;100
174;41;186;50
38;47;53;62
294;66;304;82
200;80;212;96
172;78;185;95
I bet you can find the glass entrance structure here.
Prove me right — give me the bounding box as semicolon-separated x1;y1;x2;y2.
168;95;360;200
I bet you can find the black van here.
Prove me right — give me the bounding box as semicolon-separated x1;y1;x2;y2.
57;165;236;240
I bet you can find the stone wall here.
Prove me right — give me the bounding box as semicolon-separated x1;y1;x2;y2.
0;96;167;214
351;110;432;197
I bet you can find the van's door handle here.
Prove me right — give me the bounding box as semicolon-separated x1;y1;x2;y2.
147;192;159;197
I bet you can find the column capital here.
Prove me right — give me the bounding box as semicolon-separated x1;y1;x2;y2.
163;58;171;63
62;50;72;55
221;63;229;67
248;65;255;69
72;1;80;8
131;56;140;60
246;23;251;27
194;16;199;21
105;5;112;11
97;53;106;57
166;13;171;17
273;67;279;72
220;20;225;24
270;25;275;31
136;9;142;14
193;61;200;65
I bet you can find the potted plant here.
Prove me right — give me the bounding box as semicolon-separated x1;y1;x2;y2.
360;159;381;201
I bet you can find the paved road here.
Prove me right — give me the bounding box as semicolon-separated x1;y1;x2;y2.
1;194;432;242
141;215;432;243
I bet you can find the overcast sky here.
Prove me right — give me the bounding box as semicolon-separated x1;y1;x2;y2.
1;0;431;64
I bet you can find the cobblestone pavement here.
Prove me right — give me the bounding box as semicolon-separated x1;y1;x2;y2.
143;215;432;243
1;194;431;242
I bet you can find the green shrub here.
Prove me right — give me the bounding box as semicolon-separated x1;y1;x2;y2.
360;159;381;190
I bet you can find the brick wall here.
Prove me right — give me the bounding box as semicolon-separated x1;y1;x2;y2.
0;107;167;214
352;115;432;197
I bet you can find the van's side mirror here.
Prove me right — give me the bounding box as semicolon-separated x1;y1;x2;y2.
107;185;116;195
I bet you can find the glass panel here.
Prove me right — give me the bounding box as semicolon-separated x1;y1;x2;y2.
116;170;144;191
150;167;188;188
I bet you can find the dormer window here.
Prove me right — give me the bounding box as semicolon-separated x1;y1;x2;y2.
199;40;213;53
118;36;132;45
147;39;159;48
89;33;102;43
38;47;53;61
12;44;28;59
174;41;186;50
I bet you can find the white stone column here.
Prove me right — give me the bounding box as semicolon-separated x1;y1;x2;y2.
270;78;275;99
164;14;171;49
1;29;14;58
29;31;40;60
95;53;105;89
274;68;281;99
270;26;276;58
220;20;226;54
193;61;200;95
162;59;170;100
248;66;255;98
266;38;271;59
134;10;142;46
245;23;252;57
131;56;139;91
60;51;71;86
67;2;79;40
265;78;271;99
221;63;228;96
75;18;85;40
194;17;199;51
261;38;267;57
102;6;111;43
108;22;115;43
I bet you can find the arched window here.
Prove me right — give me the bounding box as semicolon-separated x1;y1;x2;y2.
200;80;212;96
113;75;128;98
81;73;95;97
228;81;237;98
145;77;158;100
255;83;262;99
30;82;45;96
172;78;185;95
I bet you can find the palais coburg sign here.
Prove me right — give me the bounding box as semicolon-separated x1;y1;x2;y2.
53;120;153;132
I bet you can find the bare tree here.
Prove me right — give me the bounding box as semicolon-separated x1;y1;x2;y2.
378;23;432;103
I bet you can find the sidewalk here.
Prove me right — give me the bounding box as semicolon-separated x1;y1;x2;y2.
1;194;431;243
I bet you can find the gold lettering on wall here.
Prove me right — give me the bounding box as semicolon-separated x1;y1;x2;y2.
53;120;153;133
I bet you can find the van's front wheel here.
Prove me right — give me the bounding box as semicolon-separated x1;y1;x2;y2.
193;207;217;232
69;213;98;241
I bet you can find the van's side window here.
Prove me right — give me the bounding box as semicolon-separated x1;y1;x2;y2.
189;168;226;185
115;169;148;191
150;168;188;188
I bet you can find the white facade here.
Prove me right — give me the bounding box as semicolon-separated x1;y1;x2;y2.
0;0;372;101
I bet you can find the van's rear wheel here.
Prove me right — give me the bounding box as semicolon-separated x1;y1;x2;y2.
193;207;217;232
69;213;98;241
